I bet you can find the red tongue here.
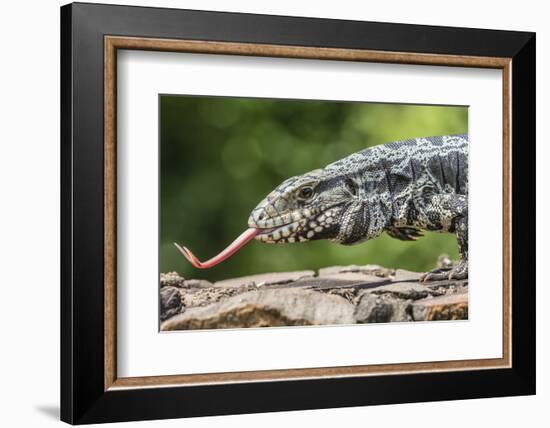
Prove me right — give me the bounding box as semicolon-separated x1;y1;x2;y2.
174;228;259;269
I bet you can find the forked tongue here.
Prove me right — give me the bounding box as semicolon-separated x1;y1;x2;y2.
174;228;260;269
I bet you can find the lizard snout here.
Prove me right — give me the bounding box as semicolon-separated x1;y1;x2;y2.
248;193;293;229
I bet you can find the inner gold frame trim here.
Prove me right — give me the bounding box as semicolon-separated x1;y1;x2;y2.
104;36;512;391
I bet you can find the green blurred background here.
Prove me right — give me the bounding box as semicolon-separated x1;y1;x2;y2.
160;95;467;281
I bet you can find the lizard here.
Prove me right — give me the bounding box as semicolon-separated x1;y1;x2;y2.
175;134;468;281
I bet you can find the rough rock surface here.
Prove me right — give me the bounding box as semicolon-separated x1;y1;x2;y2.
162;289;355;330
160;260;468;330
411;293;469;321
214;270;315;288
160;286;183;321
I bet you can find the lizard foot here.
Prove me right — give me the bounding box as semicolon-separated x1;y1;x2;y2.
420;260;468;282
419;268;451;282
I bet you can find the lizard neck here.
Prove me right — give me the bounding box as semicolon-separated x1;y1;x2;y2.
333;191;392;245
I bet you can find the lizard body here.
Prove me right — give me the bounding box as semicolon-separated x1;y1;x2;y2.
248;134;468;281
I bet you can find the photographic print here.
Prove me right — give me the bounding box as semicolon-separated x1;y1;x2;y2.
61;6;534;422
160;96;469;330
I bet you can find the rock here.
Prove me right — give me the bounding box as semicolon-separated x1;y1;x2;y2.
160;271;186;288
160;286;183;321
180;286;252;308
352;281;441;323
184;279;214;288
160;272;213;289
287;275;386;292
411;293;468;321
160;259;469;328
318;264;394;278
393;269;422;282
354;292;411;323
322;287;359;304
426;281;468;296
213;271;314;288
317;271;386;284
161;288;355;330
369;281;441;300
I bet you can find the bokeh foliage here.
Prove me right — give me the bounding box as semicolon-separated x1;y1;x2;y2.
160;95;467;281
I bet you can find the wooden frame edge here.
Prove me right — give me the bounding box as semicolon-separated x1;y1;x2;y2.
106;35;511;68
110;357;508;390
103;35;512;391
502;61;513;369
104;36;117;390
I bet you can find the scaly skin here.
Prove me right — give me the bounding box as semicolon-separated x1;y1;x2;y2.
248;135;469;281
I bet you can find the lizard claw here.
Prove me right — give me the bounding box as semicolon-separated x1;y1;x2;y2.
420;260;468;282
419;268;451;282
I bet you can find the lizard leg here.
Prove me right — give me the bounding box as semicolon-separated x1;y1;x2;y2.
420;195;468;282
386;226;424;241
448;213;468;280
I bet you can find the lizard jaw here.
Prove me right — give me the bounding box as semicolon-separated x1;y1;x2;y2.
254;221;302;243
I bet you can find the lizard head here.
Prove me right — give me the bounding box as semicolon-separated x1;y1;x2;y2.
175;165;379;269
179;168;383;269
248;168;359;244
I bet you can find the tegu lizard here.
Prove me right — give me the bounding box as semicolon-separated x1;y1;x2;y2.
175;134;468;281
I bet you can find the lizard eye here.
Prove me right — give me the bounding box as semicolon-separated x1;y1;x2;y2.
297;186;314;200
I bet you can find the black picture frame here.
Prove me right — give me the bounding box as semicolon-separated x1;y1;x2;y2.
61;2;535;424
